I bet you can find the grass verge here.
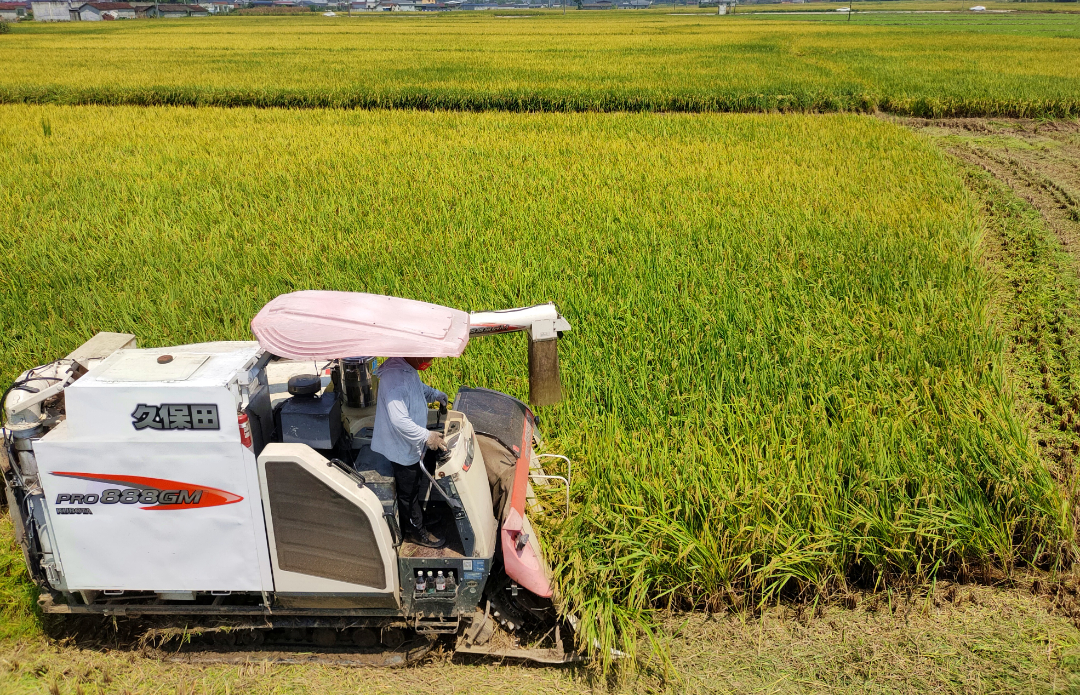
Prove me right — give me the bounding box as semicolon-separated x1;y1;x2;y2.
0;582;1078;693
921;121;1080;544
0;515;40;643
964;161;1080;473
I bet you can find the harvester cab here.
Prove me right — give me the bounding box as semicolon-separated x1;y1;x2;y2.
1;291;576;663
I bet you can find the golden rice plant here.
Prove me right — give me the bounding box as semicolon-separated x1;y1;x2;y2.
0;12;1078;116
0;105;1071;664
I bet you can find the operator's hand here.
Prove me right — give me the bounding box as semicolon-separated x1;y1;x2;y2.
426;431;447;451
432;390;448;409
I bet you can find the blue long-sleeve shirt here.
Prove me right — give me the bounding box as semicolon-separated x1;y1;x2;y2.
371;357;445;466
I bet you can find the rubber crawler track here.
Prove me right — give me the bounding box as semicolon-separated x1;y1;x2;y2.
151;639;437;667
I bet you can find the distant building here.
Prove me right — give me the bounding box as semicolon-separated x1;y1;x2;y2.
31;0;71;20
72;1;136;19
144;2;185;15
0;1;28;19
145;2;208;15
71;2;100;18
362;0;416;9
94;1;137;16
581;0;613;7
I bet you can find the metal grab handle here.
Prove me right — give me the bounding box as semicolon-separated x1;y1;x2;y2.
528;474;570;518
536;454;571;486
419;446;463;511
384;512;402;548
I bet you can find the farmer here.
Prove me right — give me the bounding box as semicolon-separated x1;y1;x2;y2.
371;356;449;549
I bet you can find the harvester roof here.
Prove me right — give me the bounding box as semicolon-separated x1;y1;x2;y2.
250;290;471;360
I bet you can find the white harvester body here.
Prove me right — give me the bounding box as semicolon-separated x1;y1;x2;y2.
34;342;273;594
2;292;575;662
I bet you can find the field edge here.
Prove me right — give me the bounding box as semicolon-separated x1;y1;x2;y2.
2;86;1079;119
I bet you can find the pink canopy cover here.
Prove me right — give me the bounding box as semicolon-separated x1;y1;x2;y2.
251;291;471;360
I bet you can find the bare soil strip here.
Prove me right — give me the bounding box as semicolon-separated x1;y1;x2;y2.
897;118;1080;503
905;118;1080;258
3;584;1080;693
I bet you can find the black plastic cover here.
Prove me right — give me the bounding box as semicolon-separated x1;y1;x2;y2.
280;392;342;449
454;387;533;457
287;373;321;396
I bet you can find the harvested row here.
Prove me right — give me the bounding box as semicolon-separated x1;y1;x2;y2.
4;85;1079;118
1;13;1079;117
0;106;1070;662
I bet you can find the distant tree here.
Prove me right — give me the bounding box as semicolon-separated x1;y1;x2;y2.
575;0;581;7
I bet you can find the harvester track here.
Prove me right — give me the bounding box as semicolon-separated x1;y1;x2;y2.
46;606;578;666
151;640;437;667
136;621;439;666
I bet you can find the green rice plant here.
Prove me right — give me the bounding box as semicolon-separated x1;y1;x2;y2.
0;516;40;642
0;105;1071;665
0;12;1078;116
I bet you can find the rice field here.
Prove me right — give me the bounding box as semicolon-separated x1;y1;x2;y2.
745;1;1080;12
1;11;1078;116
0;104;1070;662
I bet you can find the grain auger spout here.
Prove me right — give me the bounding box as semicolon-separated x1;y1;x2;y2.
468;304;572;408
2;291;578;665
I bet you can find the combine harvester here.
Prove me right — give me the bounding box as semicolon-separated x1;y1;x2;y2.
1;291;577;665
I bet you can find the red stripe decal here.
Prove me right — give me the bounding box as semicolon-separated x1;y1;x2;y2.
508;416;532;515
51;472;243;510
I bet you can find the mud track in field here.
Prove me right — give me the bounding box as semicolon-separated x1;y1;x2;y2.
892;118;1080;495
891;119;1080;636
903;117;1080;257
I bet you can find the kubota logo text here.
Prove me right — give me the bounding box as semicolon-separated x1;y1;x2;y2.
131;403;220;430
50;472;243;512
